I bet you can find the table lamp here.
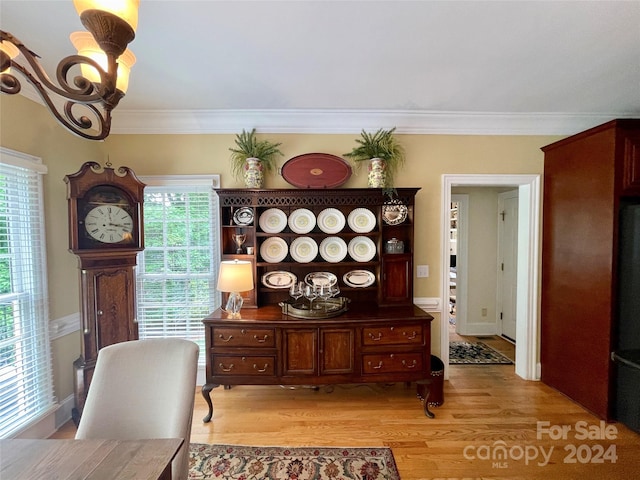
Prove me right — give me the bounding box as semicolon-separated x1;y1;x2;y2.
217;260;254;318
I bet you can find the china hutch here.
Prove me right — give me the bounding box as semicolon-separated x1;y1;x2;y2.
202;188;435;420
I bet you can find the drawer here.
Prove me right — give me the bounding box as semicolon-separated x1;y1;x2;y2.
211;327;275;348
362;353;423;374
212;355;275;376
362;325;423;346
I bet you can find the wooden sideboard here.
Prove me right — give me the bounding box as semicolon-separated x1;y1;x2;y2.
202;304;434;420
204;188;435;419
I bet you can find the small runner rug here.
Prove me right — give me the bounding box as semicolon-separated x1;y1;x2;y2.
449;341;513;364
188;443;401;480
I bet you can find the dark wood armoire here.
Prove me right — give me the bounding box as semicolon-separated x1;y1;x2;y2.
541;119;640;420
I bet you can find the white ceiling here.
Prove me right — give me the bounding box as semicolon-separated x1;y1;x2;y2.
2;0;639;135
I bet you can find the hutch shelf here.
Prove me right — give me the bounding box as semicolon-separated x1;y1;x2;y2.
216;188;420;308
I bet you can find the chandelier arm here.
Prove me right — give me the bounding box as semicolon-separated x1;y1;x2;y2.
0;30;117;140
2;61;110;140
1;31;116;103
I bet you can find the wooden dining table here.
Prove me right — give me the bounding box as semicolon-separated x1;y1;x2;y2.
0;437;183;480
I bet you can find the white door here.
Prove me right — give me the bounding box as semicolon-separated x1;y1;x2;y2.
498;190;518;341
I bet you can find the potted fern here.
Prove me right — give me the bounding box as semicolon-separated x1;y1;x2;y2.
229;129;284;188
343;127;405;188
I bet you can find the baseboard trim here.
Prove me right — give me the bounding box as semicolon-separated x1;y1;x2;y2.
55;394;76;430
456;322;498;336
12;405;58;439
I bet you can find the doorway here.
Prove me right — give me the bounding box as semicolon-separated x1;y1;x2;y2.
441;174;541;381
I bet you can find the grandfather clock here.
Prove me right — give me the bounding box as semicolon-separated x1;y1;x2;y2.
65;161;145;421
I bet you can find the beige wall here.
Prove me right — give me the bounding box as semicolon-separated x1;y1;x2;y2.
1;94;562;405
1;95;106;401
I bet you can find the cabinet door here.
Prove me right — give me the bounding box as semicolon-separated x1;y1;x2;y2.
94;268;138;349
380;254;412;305
82;267;138;361
541;125;617;420
320;328;354;375
283;329;317;376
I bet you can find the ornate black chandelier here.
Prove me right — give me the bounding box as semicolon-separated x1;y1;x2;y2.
0;0;139;140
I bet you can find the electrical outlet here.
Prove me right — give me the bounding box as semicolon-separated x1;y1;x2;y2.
481;308;488;317
417;265;429;278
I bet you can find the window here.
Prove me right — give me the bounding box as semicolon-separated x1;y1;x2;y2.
136;176;221;364
0;148;54;438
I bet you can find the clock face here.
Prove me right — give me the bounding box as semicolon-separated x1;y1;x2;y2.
84;205;134;244
77;185;140;249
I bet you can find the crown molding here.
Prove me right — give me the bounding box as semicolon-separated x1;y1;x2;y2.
109;109;635;136
19;89;636;136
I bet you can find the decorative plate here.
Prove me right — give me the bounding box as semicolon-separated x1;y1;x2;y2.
261;271;297;289
281;153;352;189
260;237;288;263
305;271;338;287
317;208;346;234
343;269;375;288
382;201;408;225
290;236;318;263
347;208;376;233
348;236;376;262
259;208;287;233
288;208;316;234
233;207;254;226
319;236;348;263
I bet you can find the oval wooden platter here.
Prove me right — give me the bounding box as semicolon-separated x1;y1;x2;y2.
281;153;352;188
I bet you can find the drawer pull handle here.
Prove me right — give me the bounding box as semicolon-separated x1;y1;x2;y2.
402;359;417;369
253;363;269;373
403;331;418;340
369;361;384;370
253;334;269;343
368;332;383;341
218;362;234;372
218;334;233;342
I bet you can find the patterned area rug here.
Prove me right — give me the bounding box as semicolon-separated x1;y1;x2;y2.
188;443;400;480
449;341;513;364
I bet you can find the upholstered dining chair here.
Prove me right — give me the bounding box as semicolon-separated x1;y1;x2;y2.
75;338;199;480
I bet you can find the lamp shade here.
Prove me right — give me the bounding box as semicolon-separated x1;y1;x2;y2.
0;40;20;73
73;0;140;33
70;31;136;92
217;260;254;293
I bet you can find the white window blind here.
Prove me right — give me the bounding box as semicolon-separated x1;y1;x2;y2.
0;150;54;438
136;177;221;365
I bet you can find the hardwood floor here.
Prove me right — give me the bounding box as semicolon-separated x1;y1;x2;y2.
52;366;640;479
